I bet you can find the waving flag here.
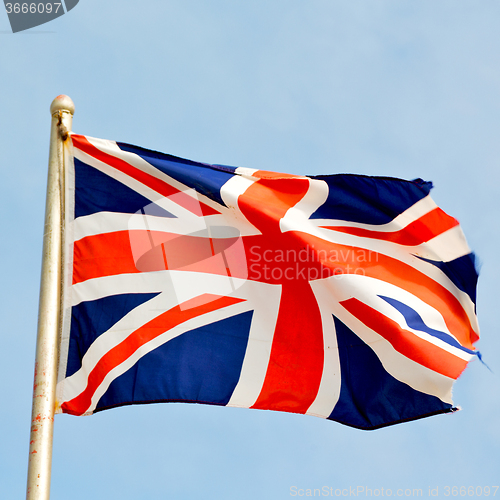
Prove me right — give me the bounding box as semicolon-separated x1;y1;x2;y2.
55;134;480;430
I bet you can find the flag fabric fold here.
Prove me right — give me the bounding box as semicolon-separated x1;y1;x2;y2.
55;133;479;430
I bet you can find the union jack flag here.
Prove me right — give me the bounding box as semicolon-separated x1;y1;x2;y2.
55;134;480;430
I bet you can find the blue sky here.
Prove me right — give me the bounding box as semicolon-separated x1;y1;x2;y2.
1;1;499;498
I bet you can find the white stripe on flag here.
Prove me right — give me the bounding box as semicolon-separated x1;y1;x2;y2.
305;287;342;419
227;283;281;409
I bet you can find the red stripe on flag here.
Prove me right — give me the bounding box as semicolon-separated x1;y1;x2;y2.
237;178;324;413
73;230;248;284
251;280;324;414
73;231;140;284
71;134;219;216
340;297;468;379
252;170;305;180
61;294;245;415
238;177;311;235
322;208;459;246
73;231;139;284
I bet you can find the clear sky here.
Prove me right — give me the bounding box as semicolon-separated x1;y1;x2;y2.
1;1;499;498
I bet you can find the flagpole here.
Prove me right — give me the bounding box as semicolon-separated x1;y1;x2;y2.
26;95;74;500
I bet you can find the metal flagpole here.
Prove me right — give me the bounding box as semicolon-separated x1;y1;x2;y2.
26;95;74;500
